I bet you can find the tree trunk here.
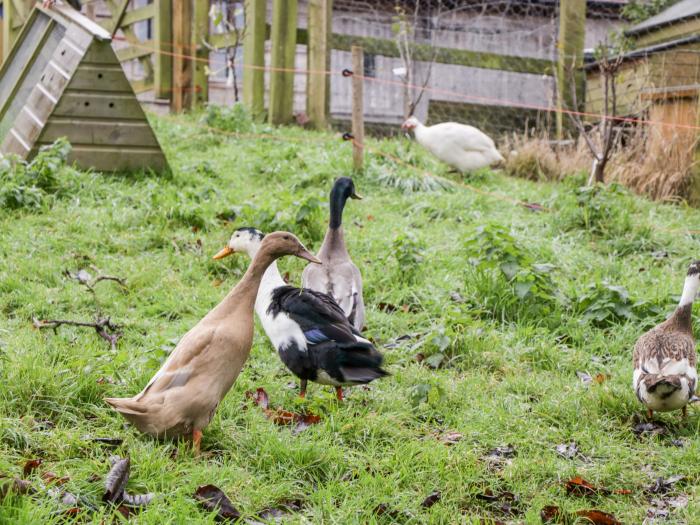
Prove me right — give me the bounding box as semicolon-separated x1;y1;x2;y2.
588;157;606;185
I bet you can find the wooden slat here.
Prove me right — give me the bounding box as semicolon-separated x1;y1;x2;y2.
120;4;155;27
2;129;30;154
242;0;266;117
40;117;160;146
115;41;153;62
130;79;155;94
154;0;172;99
53;92;147;119
83;40;121;64
68;64;132;91
64;145;168;172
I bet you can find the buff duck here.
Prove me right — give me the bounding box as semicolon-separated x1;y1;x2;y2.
214;227;387;400
633;260;700;418
302;177;365;331
105;232;320;452
401;116;504;172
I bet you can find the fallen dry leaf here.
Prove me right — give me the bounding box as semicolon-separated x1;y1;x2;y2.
246;387;269;410
23;459;42;477
437;431;463;446
42;471;69;486
575;509;622;525
90;437;124;447
246;388;321;433
0;477;34;498
541;505;621;525
256;498;303;521
646;475;684;495
421;491;441;508
103;456;130;503
555;442;590;461
194;484;241;521
565;476;631;497
633;421;668;438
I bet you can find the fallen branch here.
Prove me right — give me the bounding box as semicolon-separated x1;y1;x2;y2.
32;317;122;351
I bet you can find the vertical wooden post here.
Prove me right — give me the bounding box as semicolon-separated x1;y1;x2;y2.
2;0;32;61
307;0;332;129
154;0;172;100
171;0;193;112
242;0;266;117
192;0;209;107
351;45;364;171
0;0;5;63
556;0;587;139
269;0;297;125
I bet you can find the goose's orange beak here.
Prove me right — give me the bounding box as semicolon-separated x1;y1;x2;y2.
213;246;234;260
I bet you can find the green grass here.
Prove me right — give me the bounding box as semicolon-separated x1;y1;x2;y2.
2;109;700;524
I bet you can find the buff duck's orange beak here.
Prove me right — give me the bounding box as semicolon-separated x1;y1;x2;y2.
213;246;234;260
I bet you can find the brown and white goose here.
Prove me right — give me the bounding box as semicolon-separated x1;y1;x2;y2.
105;232;320;452
633;261;700;419
302;177;365;332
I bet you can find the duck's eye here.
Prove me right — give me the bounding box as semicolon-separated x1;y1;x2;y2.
283;235;290;240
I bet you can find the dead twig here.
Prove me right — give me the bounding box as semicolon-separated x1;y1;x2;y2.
32;317;123;351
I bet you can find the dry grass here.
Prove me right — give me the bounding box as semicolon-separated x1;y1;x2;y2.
504;127;699;204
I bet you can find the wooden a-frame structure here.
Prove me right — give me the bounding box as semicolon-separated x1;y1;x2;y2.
0;4;168;172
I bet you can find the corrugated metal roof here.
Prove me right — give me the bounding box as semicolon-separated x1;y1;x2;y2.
626;0;700;36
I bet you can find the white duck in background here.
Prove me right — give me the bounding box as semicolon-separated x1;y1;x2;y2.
633;261;700;419
401;116;504;172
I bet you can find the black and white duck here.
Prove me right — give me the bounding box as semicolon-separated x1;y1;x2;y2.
213;227;387;400
633;260;700;418
302;177;365;332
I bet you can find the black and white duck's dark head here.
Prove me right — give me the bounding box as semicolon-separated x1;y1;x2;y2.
213;228;320;264
213;227;264;260
329;177;362;229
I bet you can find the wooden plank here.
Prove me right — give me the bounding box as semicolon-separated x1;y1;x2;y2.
306;0;331;129
120;4;155;28
293;27;552;76
68;64;132;91
115;41;154;62
192;0;209;106
171;0;192;112
83;40;121;64
268;0;297;125
59;145;168;172
0;15;54;125
154;0;172;99
53;92;147;119
351;45;363;171
102;0;129;37
40;117;160;146
556;0;586;139
635;18;700;48
0;1;4;63
1;129;30;155
242;0;266;117
130;78;155;93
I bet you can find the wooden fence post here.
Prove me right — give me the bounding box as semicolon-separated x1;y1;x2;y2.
192;0;209;107
351;45;364;171
242;0;266;118
171;0;193;112
556;0;587;139
269;0;297;125
307;0;332;129
0;0;5;62
154;0;172;100
2;0;33;61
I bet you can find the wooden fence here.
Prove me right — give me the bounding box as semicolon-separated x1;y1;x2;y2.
0;0;580;134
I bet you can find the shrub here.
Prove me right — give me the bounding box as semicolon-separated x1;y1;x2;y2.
574;281;664;328
391;232;425;283
0;138;71;211
463;224;559;322
201;103;253;134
